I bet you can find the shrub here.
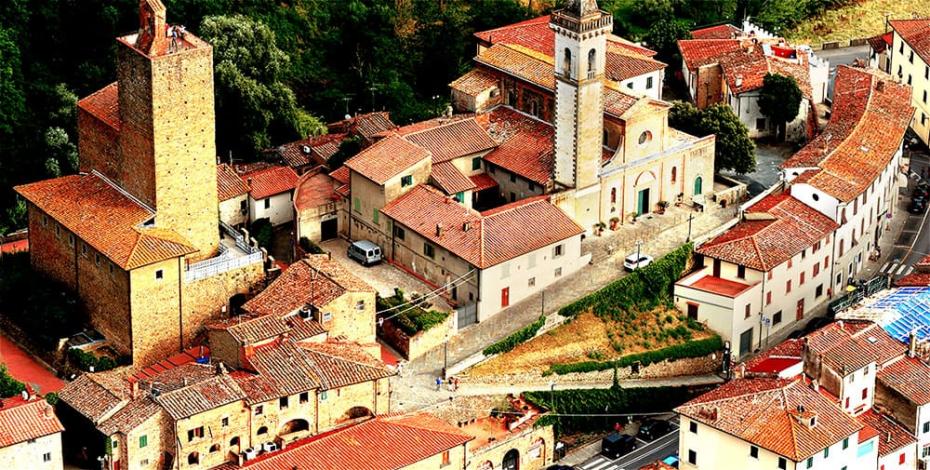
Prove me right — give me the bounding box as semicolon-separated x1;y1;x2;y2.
251;218;273;248
559;244;692;319
0;365;25;398
298;236;325;254
68;349;118;372
377;290;450;336
45;392;59;405
483;315;546;356
547;335;722;375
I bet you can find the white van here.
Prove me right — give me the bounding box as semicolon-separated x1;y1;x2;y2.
348;240;382;266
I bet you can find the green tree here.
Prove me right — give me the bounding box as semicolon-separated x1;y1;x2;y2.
758;73;803;140
0;27;26;137
43;127;78;176
0;365;25;398
643;18;692;60
328;135;363;171
670;101;756;174
200;14;323;157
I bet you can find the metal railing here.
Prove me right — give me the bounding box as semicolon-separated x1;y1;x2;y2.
185;222;263;281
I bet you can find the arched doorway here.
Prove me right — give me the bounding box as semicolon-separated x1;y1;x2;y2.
502;449;520;470
694;176;703;196
344;406;373;420
279;419;310;435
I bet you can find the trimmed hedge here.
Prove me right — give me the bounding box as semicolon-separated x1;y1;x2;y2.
483;315;546;356
68;348;118;372
559;243;693;319
546;335;723;375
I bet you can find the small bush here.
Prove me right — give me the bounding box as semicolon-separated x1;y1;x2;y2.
68;349;118;372
377;290;450;336
298;237;325;254
483;315;546;356
45;392;59;405
547;335;722;375
251;218;273;248
0;365;26;398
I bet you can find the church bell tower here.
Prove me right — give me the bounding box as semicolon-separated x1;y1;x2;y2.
550;0;612;189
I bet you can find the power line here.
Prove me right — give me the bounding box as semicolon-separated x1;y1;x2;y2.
375;268;476;317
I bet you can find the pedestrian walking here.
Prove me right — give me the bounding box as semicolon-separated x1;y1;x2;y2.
435;377;443;391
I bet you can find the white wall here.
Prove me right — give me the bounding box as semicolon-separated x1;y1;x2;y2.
890;30;930;146
0;432;63;470
250;191;294;226
838;363;876;415
219;195;247;227
619;70;663;100
879;442;917;470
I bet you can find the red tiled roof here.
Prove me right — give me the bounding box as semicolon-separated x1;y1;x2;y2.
480;107;554;185
275;133;346;168
678;39;744;71
0;398;64;447
450;68;500;96
691;24;743;40
154;373;246;420
476;43;555;90
689;275;754;297
242;165;299;200
243;259;346;317
330;165;350;184
676;378;863;461
327;112;397;141
857;410;915;457
867;32;894;54
15;174;196;270
217;163;250;201
405;119;498;163
745;339;804;376
804;320;906;373
381;185;582;269
58;371;130;424
240;414;472;470
605;42;666;82
713;45;813;99
877;356;930;405
345;135;431;185
296;341;394;389
784;66;914;202
78;82;120;130
698;193;838;271
294;171;336;212
890;19;930;65
470;173;499;192
431;162;477;195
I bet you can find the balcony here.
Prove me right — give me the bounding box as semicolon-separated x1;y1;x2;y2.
185;221;263;282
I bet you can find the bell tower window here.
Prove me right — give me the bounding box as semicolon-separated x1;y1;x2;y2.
587;49;597;79
562;48;572;78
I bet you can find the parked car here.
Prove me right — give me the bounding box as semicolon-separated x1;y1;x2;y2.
624;253;653;271
913;185;930;200
601;432;636;459
637;419;672;441
347;240;382;266
909;196;927;214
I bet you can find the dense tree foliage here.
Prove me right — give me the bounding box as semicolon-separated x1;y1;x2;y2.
670;101;756;175
643;18;692;61
759;73;803;139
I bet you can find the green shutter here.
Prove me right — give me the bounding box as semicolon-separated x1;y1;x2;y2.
353;197;361;213
139;435;148;448
373;209;380;224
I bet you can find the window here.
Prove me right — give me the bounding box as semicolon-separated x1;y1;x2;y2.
555;267;562;277
300;392;309;404
353;197;361;213
321;391;328;400
671;167;677;183
155;269;163;280
231;436;240;447
254;405;264;416
778;457;787;470
773;311;782;325
263;198;270;210
688;450;697;465
768;270;773;281
222;417;229;427
689;422;697;433
900;42;905;54
441;450;451;467
393;225;405;240
756;118;766;130
816;284;824;298
910;50;915;63
922;421;929;434
587;49;597;79
638;131;652;146
43;453;52;462
187;426;204;442
824;447;830;458
356;300;365;310
257;426;268;435
562;48;572;77
139;435;148;448
554;244;564;258
813;241;820;253
901;452;907;464
82;244;87;255
528;181;536;191
745;304;751;319
924;90;928;104
786;280;792;294
806;457;813;468
750;446;759;458
528;277;535;287
280;396;289;409
646;76;653;89
788;259;793;269
766;292;772;305
813;263;820;276
472;157;481;171
737;265;746;279
610;187;617;204
372;208;379;224
800;272;805;285
68;234;75;246
140;460;149;466
423;243;435;259
401;175;413;187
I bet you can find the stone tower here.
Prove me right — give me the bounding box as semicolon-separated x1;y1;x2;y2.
116;0;220;259
550;0;612;190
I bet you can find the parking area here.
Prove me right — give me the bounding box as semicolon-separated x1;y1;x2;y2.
318;238;451;310
569;415;680;470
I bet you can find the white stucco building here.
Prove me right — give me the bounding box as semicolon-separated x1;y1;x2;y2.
241;165;299;227
0;397;65;470
887;19;930;147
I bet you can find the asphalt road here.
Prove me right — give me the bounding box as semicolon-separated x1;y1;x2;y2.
816;45;870;102
877;150;930;279
576;418;679;470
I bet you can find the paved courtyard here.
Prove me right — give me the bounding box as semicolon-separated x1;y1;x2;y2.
720;143;794;196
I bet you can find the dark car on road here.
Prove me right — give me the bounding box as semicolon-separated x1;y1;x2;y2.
637;419;672;441
601;432;636;459
910;196;928;214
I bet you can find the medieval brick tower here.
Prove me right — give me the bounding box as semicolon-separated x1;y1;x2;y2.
115;0;220;259
550;0;611;190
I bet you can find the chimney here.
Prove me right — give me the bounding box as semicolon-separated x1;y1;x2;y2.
435;223;443;237
136;0;167;55
908;331;918;358
876;80;885;92
837;320;844;330
735;75;744;88
811;380;819;392
886;432;892;443
462;221;471;232
44;403;54;419
131;380;140;399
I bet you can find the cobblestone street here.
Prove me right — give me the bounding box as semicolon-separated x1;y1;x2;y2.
391;203;738;411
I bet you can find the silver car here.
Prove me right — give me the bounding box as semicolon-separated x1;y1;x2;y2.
347;240;382;266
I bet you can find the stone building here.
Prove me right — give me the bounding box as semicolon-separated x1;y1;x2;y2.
14;0;265;366
0;395;65;470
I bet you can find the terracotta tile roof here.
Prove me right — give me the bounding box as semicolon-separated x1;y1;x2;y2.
857;410;915;457
345;135;431;185
382;185;582;269
296;341;393;389
208;314;291;345
15;174;196;269
243;259;346;317
96;396;161;436
877;356;930;405
217;163;250;201
604;84;648;118
689;275;754;297
58;371;130;424
895;272;930;287
78;82;120;130
714;45;812;99
697;193;838;271
867;32;894;54
330;166;350;185
240;414;472;470
766;56;813;100
784;66;914;202
605;42;666;82
476;43;555;90
431;162;477;195
0;398;64;447
691;24;743;40
304;253;375;293
229;371;281;405
678;39;744;71
154;373;246;420
327;112;397;141
390;115;476;137
275;133;346;168
247;341;323;394
294;171;336;212
241;165;299;200
405;119;498;163
745;339;804;376
470;173;499;192
890;19;930;65
804;320;906;373
676;378;863;461
480;106;554;185
450;68;500;96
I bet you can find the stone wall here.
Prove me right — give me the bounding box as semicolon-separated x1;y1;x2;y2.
247;392;316;449
77;105;120;179
130;259;183;367
174;399;247;470
323;290;377;345
119;409;169;470
467;424;553;470
181;262;265;348
316;377;390;432
0;431;63;470
379;312;454;360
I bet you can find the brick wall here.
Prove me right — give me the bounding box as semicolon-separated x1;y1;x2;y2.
129;260;183;367
181;263;265;348
316;378;390;432
321;291;377;344
77;106;120;179
174;400;247;470
77;240;132;359
467;424;553;470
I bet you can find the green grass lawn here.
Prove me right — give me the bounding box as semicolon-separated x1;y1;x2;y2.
786;0;924;44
